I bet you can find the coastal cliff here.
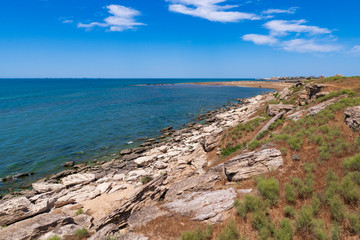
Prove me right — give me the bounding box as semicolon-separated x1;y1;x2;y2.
1;77;360;240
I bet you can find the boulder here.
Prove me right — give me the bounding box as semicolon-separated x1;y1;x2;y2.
0;196;52;226
120;149;132;155
134;156;155;167
61;173;96;186
0;213;74;240
266;104;294;117
120;233;149;240
224;148;283;182
74;214;94;229
200;130;223;152
345;106;360;130
32;182;65;193
163;188;236;221
279;87;291;100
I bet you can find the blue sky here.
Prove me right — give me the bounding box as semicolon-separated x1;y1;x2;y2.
0;0;359;78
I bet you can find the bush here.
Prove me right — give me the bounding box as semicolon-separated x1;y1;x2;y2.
256;177;280;206
274;218;293;240
244;194;266;212
284;206;296;218
248;139;262;150
347;171;360;185
140;176;152;184
47;236;61;240
312;195;321;215
329;195;345;222
221;145;243;156
330;224;341;240
76;208;83;216
75;228;90;239
280;147;287;156
180;225;212;240
325;169;339;183
346;212;360;234
325;181;340;203
312;219;327;240
341;175;360;204
343;154;360;171
216;221;239;240
291;175;313;199
303;162;316;173
295;205;314;232
284;183;296;203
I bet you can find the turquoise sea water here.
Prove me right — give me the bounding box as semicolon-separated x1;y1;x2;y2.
0;79;272;193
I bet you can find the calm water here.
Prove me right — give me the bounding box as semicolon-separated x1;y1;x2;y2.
0;78;272;192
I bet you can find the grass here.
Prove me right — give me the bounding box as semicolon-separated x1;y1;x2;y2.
343;154;360;171
76;208;83;216
47;236;61;240
216;221;239;240
284;183;296;203
274;218;293;240
221;144;244;156
75;228;90;239
284;206;296;218
256;177;280;206
140;176;153;184
180;226;212;240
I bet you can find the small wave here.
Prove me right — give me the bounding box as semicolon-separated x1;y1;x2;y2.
127;141;134;145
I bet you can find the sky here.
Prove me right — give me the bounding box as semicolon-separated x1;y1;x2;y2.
0;0;359;78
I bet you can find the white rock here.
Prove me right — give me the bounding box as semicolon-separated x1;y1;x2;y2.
134;156;155;167
32;182;65;193
61;173;96;186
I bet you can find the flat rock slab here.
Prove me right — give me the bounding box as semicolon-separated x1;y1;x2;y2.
61;173;96;186
224;148;283;182
266;104;294;117
307;98;336;116
128;205;169;230
0;213;74;240
163;188;236;221
32;182;65;193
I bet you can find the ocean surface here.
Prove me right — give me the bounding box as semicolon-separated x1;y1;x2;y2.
0;78;272;193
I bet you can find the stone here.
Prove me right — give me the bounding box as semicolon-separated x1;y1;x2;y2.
286;110;305;121
120;233;149;240
113;173;125;181
252;110;286;142
74;214;93;229
128;205;169;230
266;104;294;117
163;188;236;221
96;174;168;230
120;149;132;155
223;148;283;182
88;224;118;240
307;98;337;116
154;161;167;169
279;87;291;100
200;130;223;152
0;196;52;226
32;182;65;193
134;156;155;167
161;126;173;132
61;173;96;186
39;224;80;240
122;153;140;161
345;106;360;130
63;161;74;167
0;213;74;240
165;171;221;201
158;146;168;153
126;170;147;181
94;182;112;194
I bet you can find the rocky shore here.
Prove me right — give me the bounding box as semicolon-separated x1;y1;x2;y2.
2;78;356;240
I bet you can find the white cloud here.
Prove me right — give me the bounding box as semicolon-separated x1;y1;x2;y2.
262;7;297;15
78;5;145;32
166;0;260;22
351;45;360;54
242;34;278;45
62;19;74;24
282;39;341;53
265;20;332;36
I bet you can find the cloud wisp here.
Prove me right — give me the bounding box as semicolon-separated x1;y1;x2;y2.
78;5;145;32
242;34;278;45
166;0;260;22
262;7;297;15
265;19;332;36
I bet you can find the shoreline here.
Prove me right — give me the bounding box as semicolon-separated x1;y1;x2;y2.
182;80;293;91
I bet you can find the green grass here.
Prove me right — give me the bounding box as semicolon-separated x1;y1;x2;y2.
284;183;296;203
284;206;296;218
256;177;280;206
274;218;293;240
180;226;212;240
343;154;360;171
75;228;89;239
47;236;61;240
221;144;244;156
76;208;83;216
216;221;239;240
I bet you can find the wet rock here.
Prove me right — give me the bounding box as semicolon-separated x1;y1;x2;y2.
161;126;173;132
1;172;34;182
266;104;294;117
63;161;74;167
224;148;283;182
163;188;236;221
49;169;76;180
0;213;74;240
61;173;96;187
0;196;52;226
128;205;169;230
345;106;360;130
120;149;132;155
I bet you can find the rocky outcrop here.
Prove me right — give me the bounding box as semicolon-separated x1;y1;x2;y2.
252;110;286;141
307;98;337;116
163;188;236;221
96;174;168;230
279;87;291;100
128;206;169;230
32;182;65;193
200;130;223;152
0;213;74;240
223;149;283;182
61;173;96;186
266;104;294;117
0;196;53;226
345;106;360;130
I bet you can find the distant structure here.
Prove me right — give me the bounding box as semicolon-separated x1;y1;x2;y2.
319;75;325;79
334;74;344;77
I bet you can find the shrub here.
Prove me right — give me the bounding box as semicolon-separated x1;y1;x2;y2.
76;208;83;216
75;228;90;239
244;194;266;212
140;176;153;184
330;224;341;240
284;206;296;218
291;175;313;199
325;181;340;203
280;147;287;156
312;195;321;215
287;136;303;151
257;130;269;140
221;145;243;156
347;171;360;185
303;162;316;173
341;175;360;204
343;154;360;171
234;199;247;219
47;236;61;240
295;205;314;232
325;169;339;183
180;225;212;240
329;195;345;222
285;183;296;203
346;212;360;234
216;221;239;240
248;140;262;150
274;218;293;240
256;177;280;205
312;219;327;240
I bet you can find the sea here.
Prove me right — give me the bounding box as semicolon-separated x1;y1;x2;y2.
0;78;273;193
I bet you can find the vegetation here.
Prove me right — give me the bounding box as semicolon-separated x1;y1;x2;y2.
284;206;296;218
216;221;240;240
75;228;89;239
47;236;61;240
140;176;153;184
76;208;84;216
256;177;280;206
284;183;296;203
180;226;212;240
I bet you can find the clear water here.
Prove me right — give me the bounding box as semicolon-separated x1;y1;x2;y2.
0;78;272;192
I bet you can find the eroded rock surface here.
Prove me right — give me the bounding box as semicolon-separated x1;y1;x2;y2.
345;106;360;130
266;104;294;117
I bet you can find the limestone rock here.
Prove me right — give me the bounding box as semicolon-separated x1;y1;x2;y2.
279;87;291;100
61;173;96;186
39;224;80;240
224;148;283;181
0;213;74;240
307;98;337;116
74;214;94;229
120;233;149;240
345;106;360;130
122;153;140;161
200;130;223;152
120;149;132;155
266;104;294;117
134;156;155;167
128;205;169;230
163;188;236;221
32;182;65;193
0;196;51;226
